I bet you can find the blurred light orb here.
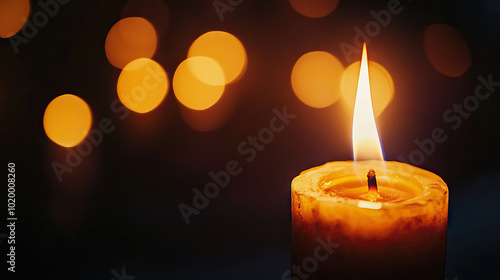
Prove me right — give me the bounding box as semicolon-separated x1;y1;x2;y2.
188;31;247;84
423;24;471;77
289;0;339;18
120;0;170;38
43;94;92;148
187;56;226;86
0;0;30;38
117;58;169;113
291;51;344;108
173;57;225;111
341;61;394;116
105;17;157;69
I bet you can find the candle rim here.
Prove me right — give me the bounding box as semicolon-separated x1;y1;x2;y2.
292;160;448;210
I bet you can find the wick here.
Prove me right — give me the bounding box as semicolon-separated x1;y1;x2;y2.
367;169;377;192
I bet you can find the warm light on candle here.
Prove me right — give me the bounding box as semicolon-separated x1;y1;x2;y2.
352;43;384;162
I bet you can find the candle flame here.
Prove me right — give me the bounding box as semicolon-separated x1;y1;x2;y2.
352;44;384;162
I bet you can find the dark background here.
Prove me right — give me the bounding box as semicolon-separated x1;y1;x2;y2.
1;0;499;279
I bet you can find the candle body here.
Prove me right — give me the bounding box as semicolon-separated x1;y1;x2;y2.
291;161;448;280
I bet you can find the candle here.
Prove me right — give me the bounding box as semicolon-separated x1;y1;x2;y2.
291;45;449;280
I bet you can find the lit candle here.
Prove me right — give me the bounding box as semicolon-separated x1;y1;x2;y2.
291;44;449;280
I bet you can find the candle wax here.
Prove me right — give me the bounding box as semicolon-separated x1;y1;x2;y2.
292;160;448;280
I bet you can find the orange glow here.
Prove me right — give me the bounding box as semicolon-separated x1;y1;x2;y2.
105;17;157;69
117;58;169;113
289;0;339;18
341;60;394;116
352;44;384;162
291;51;344;108
0;0;30;38
188;31;247;84
43;94;92;147
424;24;471;77
120;0;170;38
173;57;225;111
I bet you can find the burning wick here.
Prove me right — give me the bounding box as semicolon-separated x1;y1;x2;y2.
367;169;380;201
367;169;377;192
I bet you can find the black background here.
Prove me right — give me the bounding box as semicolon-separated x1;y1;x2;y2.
1;0;500;279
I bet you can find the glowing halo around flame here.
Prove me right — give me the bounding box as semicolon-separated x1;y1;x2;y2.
352;44;385;180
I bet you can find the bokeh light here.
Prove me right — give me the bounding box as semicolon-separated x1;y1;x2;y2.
289;0;339;18
120;0;170;38
0;0;30;38
291;51;344;108
173;57;225;111
341;61;394;116
187;56;226;86
423;24;471;77
188;31;247;84
105;17;157;69
43;94;92;148
117;58;169;113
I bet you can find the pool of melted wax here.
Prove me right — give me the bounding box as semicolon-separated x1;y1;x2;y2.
325;184;416;203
